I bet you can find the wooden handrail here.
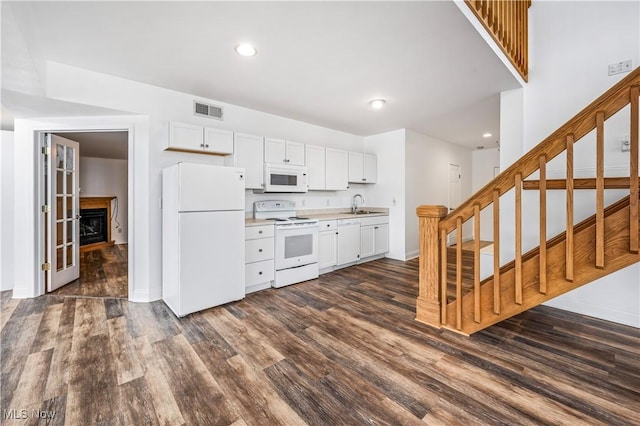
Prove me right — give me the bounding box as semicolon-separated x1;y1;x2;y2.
465;0;530;81
440;67;640;234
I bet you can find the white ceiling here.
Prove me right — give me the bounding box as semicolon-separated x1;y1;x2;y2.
55;131;128;160
3;1;520;148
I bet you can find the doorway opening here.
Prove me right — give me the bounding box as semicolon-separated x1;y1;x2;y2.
42;131;129;298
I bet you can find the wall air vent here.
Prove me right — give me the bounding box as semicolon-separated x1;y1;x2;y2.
193;101;224;120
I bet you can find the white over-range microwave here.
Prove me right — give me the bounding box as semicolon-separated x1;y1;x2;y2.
255;164;308;193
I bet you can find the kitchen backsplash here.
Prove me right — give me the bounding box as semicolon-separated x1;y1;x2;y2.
244;184;371;213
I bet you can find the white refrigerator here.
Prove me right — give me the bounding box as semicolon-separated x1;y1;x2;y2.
162;163;245;317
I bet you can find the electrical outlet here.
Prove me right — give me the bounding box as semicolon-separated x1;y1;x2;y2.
621;139;631;152
608;60;632;76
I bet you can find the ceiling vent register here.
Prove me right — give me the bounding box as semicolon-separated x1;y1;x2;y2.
194;101;224;120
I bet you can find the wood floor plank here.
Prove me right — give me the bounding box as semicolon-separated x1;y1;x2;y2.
1;312;45;409
29;302;63;353
204;308;284;371
134;335;185;426
42;298;76;401
5;349;53;425
117;376;161;426
107;315;144;385
153;333;240;425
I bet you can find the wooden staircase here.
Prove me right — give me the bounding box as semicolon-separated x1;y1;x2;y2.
416;67;640;335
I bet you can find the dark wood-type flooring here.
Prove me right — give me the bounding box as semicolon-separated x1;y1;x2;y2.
49;244;128;298
2;258;639;425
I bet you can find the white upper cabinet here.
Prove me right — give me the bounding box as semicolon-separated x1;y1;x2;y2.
325;148;349;191
363;153;377;183
167;121;233;155
306;144;326;190
264;138;305;165
348;152;377;183
224;133;264;189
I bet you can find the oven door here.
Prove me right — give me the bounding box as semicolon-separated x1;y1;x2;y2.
275;224;318;270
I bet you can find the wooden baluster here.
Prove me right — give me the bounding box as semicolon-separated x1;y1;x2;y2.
474;204;481;323
566;134;575;281
416;206;449;328
440;228;448;321
596;111;605;267
492;190;500;314
539;155;547;294
456;217;463;330
515;172;523;304
631;86;639;253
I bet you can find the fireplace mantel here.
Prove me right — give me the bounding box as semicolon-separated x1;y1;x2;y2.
80;196;116;252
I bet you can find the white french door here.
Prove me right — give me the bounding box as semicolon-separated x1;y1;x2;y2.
47;134;80;291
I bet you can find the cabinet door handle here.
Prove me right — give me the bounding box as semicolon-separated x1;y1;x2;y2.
374;226;378;229
258;271;263;275
362;178;367;181
205;144;209;148
258;230;263;234
335;232;338;235
200;143;205;148
258;249;263;252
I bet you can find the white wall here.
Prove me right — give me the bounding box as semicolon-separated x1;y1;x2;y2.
79;156;128;244
471;148;500;241
364;129;406;260
13;61;366;301
405;130;473;259
1;131;15;291
510;1;640;326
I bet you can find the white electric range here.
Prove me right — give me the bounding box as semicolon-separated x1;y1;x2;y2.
253;201;319;288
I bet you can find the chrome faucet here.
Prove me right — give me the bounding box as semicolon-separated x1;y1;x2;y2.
352;194;365;214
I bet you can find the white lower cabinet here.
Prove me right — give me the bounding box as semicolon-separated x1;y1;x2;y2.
337;219;361;266
318;220;338;272
360;216;389;260
244;224;275;293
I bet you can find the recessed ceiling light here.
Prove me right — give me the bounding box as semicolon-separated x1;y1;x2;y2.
369;99;386;109
482;132;492;138
235;43;257;57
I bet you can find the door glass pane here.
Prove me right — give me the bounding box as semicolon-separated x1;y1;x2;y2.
66;196;74;218
66;220;74;243
56;145;65;169
56;247;64;271
66;245;74;267
66;148;74;171
56;171;64;193
66;171;73;195
56;197;64;220
284;234;312;259
56;222;63;245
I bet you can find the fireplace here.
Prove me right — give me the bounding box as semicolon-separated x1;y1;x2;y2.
79;196;115;252
80;208;109;245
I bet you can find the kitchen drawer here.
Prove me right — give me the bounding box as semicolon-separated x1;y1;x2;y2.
245;260;275;287
245;238;274;263
245;225;274;240
319;220;338;231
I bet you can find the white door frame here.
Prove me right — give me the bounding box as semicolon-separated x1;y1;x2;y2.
13;115;149;301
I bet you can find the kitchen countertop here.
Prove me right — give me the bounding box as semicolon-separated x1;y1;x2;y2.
244;208;389;226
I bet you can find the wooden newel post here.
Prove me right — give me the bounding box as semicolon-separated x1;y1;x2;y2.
415;205;448;328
